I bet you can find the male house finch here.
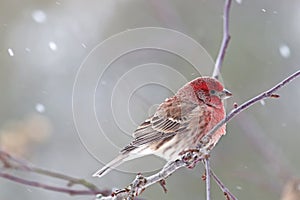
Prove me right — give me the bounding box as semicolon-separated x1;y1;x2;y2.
93;77;232;177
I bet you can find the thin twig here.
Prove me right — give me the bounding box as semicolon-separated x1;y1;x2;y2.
212;0;232;79
0;172;108;196
210;170;238;200
204;158;211;200
0;150;108;196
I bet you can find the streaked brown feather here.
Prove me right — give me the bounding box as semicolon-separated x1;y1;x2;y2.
121;96;201;154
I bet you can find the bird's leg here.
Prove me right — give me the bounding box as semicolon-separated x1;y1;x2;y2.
179;148;200;155
179;149;203;169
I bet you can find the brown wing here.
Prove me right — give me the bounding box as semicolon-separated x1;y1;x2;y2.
121;96;200;153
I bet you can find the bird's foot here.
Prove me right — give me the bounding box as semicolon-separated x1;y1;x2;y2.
110;173;146;200
179;149;203;169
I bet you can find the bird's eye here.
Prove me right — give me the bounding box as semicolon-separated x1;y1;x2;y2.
210;90;216;95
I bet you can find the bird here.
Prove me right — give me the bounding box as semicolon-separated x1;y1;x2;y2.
93;76;232;178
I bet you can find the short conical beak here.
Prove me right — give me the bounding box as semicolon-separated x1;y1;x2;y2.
221;89;232;99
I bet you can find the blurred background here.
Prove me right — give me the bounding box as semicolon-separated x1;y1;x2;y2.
1;0;300;199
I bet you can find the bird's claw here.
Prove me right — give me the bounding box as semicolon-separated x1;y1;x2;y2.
180;149;203;168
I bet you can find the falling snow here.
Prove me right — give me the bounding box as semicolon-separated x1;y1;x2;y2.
26;188;33;192
49;41;57;51
32;10;47;23
279;44;291;58
8;48;14;56
35;103;45;113
260;99;265;106
261;8;266;13
25;48;31;52
236;186;242;190
81;43;87;48
235;0;242;4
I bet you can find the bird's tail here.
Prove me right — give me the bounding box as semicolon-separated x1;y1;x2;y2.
92;153;129;178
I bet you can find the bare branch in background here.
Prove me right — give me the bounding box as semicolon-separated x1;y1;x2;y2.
0;150;110;196
0;172;108;196
236;112;294;191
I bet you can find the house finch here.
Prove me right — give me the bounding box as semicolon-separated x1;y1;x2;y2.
93;77;232;177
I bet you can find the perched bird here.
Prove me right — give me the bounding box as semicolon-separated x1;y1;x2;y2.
93;77;232;177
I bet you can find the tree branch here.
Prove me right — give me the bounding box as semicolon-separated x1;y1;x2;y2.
212;0;232;80
98;160;188;200
210;170;238;200
0;150;109;196
204;158;211;200
0;172;108;196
